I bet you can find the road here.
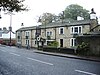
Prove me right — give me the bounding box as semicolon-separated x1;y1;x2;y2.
0;46;100;75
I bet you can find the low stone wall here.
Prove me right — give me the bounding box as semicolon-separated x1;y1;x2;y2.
38;46;75;54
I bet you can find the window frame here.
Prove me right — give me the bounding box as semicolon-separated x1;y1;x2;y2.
70;26;82;34
59;27;64;34
25;31;30;36
26;39;29;45
70;38;76;47
17;32;21;42
46;31;52;36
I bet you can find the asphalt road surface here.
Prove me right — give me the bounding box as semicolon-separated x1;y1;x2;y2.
0;46;100;75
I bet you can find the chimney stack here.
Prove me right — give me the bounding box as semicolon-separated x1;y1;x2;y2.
90;8;98;32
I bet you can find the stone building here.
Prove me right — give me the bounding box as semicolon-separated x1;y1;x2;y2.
16;8;100;55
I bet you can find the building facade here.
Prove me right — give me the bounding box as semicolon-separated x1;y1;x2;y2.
16;9;100;55
0;28;16;45
16;20;91;48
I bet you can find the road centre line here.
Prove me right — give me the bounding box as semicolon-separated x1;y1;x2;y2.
27;57;54;66
9;52;20;56
75;69;97;75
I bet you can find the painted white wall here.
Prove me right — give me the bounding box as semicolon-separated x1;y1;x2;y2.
1;32;15;39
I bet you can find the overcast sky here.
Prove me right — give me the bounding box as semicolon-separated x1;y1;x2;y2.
0;0;100;32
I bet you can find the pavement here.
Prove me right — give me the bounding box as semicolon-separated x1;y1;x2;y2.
33;49;100;62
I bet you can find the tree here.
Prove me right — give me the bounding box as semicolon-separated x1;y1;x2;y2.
0;0;27;12
38;13;56;24
64;4;90;20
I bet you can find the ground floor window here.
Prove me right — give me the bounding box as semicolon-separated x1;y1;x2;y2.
70;38;76;47
26;39;29;45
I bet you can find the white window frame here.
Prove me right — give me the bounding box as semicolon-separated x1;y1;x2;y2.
46;31;52;36
25;31;30;45
17;32;21;42
50;31;52;35
47;32;49;36
26;39;29;45
25;31;30;36
70;38;76;47
59;27;64;34
70;26;82;34
17;32;21;36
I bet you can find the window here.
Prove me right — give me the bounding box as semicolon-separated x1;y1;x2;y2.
17;32;21;42
71;26;82;34
50;31;52;35
25;31;30;36
18;32;21;36
18;36;20;39
26;39;29;45
79;27;82;33
70;38;76;47
74;27;78;33
47;32;49;36
25;31;30;39
59;27;64;34
46;31;52;36
26;40;27;45
25;31;30;45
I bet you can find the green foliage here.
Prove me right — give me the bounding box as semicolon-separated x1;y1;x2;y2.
39;12;56;24
64;4;90;20
76;42;90;55
0;0;28;12
48;41;59;47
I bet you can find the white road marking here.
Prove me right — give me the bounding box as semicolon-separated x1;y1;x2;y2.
75;70;97;75
10;53;20;56
27;57;53;66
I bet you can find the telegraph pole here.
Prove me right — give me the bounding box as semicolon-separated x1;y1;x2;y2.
5;12;14;46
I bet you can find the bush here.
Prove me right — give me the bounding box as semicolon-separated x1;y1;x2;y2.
48;41;59;47
76;42;90;55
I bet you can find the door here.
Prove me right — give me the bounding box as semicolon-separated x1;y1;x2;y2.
60;39;63;47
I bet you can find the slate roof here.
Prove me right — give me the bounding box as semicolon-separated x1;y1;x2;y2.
16;19;91;31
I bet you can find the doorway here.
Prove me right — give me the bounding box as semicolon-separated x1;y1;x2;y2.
60;39;63;47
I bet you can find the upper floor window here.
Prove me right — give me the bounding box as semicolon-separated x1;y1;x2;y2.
25;31;30;36
59;27;64;34
47;31;52;36
50;31;52;35
17;32;21;42
25;31;30;39
71;26;82;34
17;32;21;36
